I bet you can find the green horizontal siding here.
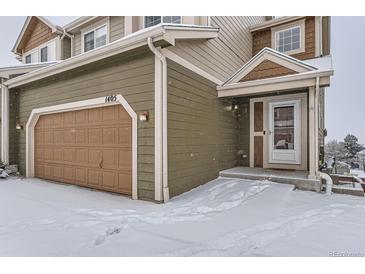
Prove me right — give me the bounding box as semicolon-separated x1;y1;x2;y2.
9;50;155;200
167;60;239;197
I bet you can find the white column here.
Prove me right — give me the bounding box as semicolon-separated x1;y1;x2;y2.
308;86;317;179
1;84;9;165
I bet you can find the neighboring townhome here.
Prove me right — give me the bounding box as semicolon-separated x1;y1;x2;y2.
0;16;333;203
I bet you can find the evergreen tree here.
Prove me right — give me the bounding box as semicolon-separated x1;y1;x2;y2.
342;134;365;163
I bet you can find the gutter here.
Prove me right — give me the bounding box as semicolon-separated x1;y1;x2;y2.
218;69;334;91
5;24;219;89
147;37;169;203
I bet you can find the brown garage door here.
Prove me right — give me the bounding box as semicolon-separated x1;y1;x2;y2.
34;105;132;195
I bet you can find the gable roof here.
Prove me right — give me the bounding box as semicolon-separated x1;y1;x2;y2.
5;24;219;89
12;16;64;55
224;47;316;85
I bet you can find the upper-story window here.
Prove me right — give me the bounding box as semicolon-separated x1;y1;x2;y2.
275;26;300;53
83;25;107;52
25;54;31;64
271;20;305;55
144;16;181;28
22;39;56;64
40;46;48;62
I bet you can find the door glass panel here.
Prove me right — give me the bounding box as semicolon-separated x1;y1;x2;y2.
273;106;294;150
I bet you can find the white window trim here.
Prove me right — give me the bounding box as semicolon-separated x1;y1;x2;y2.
25;94;138;200
22;37;58;64
271;19;305;55
143;16;182;28
81;21;110;53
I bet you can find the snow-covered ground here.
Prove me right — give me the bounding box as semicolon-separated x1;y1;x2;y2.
1;176;365;256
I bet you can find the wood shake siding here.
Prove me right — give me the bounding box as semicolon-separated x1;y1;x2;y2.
9;50;155;200
73;17;125;56
169;16;267;82
240;60;297;82
23;18;57;52
167;60;239;197
252;17;316;60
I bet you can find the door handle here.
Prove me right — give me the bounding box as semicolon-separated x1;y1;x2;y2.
99;159;103;168
268;130;272;135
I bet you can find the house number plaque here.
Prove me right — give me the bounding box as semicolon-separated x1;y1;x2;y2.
105;95;117;103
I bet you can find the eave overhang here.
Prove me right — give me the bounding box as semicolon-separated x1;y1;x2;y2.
217;69;333;98
5;24;219;89
0;62;58;79
249;16;306;32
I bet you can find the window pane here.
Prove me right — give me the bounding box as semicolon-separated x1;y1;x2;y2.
84;31;94;52
25;54;31;64
275;26;301;53
145;16;161;28
40;47;48;62
95;26;107;48
162;16;181;24
274;106;295;150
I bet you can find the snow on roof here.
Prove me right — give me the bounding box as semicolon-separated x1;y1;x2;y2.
303;55;333;71
43;16;80;27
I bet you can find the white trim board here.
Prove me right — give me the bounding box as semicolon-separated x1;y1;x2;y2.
161;48;223;85
25;94;138;200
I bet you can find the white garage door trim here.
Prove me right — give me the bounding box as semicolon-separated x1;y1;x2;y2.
25;94;138;200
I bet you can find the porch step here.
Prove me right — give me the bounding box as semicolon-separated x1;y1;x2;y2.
331;183;365;197
219;167;321;192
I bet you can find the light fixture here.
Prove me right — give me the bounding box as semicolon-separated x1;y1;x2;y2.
139;111;149;122
15;123;23;130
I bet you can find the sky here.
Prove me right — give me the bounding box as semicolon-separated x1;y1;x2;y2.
0;16;364;143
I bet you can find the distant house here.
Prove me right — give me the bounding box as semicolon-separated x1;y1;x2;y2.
0;16;333;202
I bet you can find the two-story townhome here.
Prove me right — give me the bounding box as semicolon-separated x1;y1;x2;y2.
0;16;333;203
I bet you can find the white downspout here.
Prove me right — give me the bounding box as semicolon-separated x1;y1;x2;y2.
61;29;74;58
315;76;333;195
147;37;170;203
0;82;9;165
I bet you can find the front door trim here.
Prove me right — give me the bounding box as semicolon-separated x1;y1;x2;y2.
25;94;138;199
268;99;301;165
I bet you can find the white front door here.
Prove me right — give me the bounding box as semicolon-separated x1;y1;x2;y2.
268;100;301;164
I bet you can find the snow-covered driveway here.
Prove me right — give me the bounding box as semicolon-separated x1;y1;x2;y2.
1;176;365;256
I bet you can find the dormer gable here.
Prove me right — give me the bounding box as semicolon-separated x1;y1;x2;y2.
12;16;63;56
225;47;315;85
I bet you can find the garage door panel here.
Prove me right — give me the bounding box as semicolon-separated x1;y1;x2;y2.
75;109;88;124
102;106;117;121
102;171;118;189
88;128;102;144
75;128;87;143
118;127;132;146
88;149;102;167
88;108;102;123
75;168;87;185
64;166;75;182
53;165;63;180
64;148;76;163
118;149;132;170
103;149;118;169
118;173;132;193
35;105;132;195
53;129;64;144
75;148;88;164
44;130;53;144
53;148;63;162
87;169;102;187
44;149;53;161
63;111;75;125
